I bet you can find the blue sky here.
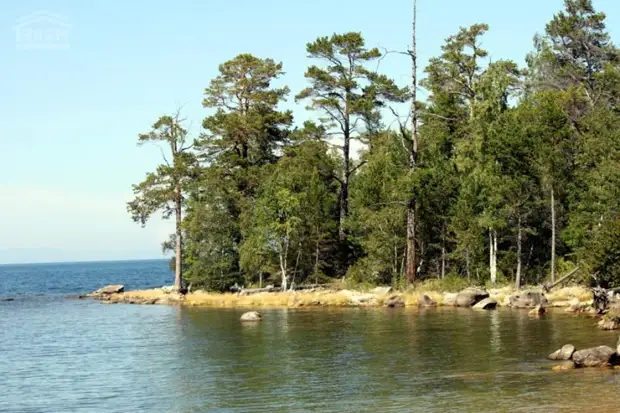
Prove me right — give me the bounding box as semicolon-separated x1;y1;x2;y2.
1;0;618;264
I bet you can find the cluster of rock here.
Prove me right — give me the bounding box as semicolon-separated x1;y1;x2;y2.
84;284;185;305
548;339;620;370
441;287;548;315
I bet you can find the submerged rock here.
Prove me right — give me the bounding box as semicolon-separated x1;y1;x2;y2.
572;346;616;368
240;311;262;322
509;290;548;309
473;298;498;310
455;288;489;307
529;305;546;316
598;315;620;331
552;361;576;371
384;295;405;308
548;344;576;361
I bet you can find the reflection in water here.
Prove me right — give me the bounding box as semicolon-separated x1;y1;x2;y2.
490;309;501;354
2;302;620;413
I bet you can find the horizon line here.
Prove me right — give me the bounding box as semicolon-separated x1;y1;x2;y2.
0;257;170;266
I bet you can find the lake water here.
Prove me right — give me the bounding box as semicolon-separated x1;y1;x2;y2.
1;260;619;412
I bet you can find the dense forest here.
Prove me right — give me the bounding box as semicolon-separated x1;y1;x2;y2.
128;0;620;291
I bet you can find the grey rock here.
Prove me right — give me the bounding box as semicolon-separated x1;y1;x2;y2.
384;295;405;308
598;317;620;331
455;288;489;307
509;290;548;309
349;294;377;305
240;311;262;322
572;346;615;367
549;344;576;361
473;297;498;310
443;293;458;306
91;285;124;295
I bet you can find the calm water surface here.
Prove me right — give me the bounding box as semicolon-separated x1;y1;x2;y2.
1;260;619;412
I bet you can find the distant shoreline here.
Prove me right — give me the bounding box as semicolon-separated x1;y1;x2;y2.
0;258;169;267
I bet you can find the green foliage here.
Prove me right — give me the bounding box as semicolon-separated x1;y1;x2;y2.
128;0;620;292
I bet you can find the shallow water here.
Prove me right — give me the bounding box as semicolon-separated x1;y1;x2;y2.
1;261;619;412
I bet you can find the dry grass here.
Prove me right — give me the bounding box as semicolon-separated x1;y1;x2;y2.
546;285;592;303
401;290;444;306
106;283;594;308
181;289;355;308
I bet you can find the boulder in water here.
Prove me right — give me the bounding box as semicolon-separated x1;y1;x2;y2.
572;346;616;368
509;290;548;309
529;305;546;316
455;288;489;307
240;311;262;322
473;297;498;310
548;344;576;361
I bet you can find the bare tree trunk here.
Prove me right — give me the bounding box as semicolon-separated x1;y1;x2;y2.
291;242;302;291
489;229;497;286
550;187;556;283
516;216;522;290
174;186;183;290
280;239;288;292
405;0;419;284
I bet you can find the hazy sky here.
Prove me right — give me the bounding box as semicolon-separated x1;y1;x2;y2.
2;0;618;264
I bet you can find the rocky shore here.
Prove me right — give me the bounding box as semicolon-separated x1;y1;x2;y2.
80;283;610;316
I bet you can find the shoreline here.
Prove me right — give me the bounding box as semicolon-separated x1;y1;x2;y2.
84;284;598;312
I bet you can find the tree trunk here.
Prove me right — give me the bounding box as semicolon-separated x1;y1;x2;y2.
406;207;416;282
441;225;446;280
280;241;288;292
516;216;522;290
174;186;183;290
550;186;556;283
489;229;497;286
314;235;320;285
405;0;419;284
339;114;351;277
